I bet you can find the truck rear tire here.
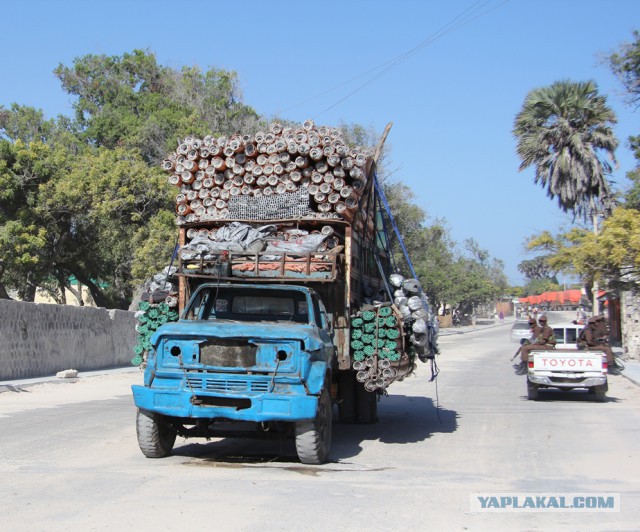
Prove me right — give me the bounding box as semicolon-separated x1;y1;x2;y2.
337;371;357;423
592;385;606;402
295;387;332;464
355;381;378;424
527;381;539;401
136;409;177;458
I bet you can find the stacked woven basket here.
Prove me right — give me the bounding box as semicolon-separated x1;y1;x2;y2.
161;119;374;223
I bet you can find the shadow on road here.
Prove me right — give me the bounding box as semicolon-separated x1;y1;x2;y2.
523;389;621;403
172;394;458;466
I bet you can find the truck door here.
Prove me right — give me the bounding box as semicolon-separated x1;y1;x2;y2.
311;295;336;362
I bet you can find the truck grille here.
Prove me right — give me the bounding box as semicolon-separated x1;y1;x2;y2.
186;375;269;393
199;340;257;368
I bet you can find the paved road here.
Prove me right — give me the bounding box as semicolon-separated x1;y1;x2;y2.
1;325;639;531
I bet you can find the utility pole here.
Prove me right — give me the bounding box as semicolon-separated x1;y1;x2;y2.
592;204;600;316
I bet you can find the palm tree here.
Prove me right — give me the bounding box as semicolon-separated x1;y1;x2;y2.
513;79;618;221
514;80;619;313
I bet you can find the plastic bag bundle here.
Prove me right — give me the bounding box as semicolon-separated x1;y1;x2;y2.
412;318;427;335
384;274;439;362
407;296;423;311
264;232;327;254
394;296;408;307
402;279;420;295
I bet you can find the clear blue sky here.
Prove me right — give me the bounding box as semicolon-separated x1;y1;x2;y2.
1;0;638;285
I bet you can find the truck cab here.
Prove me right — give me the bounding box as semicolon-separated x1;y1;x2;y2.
132;283;335;464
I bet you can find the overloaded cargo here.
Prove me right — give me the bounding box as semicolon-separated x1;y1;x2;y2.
131;120;439;464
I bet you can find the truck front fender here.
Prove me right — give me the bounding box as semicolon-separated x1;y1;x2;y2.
306;361;330;395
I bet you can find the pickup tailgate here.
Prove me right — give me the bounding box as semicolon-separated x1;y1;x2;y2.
531;350;605;375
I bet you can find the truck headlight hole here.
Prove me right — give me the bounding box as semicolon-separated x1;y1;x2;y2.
170;346;181;357
277;350;288;361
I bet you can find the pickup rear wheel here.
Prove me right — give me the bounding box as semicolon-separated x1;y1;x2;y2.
295;387;332;465
527;380;539;401
136;409;177;458
592;385;606;402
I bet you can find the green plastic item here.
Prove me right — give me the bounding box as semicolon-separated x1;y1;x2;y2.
353;351;365;361
351;317;364;328
131;355;143;366
138;301;150;311
385;316;398;327
158;302;169;314
362;310;376;321
385;327;400;339
351;328;363;340
363;345;376;355
363;322;376;333
361;334;374;345
351;339;364;351
147;307;159;319
378;306;392;317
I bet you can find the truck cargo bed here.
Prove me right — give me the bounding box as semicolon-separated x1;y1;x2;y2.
179;248;342;282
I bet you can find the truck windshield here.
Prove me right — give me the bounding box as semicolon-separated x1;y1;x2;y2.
187;287;310;324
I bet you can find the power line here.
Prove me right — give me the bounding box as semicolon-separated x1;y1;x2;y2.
276;0;510;119
314;0;511;119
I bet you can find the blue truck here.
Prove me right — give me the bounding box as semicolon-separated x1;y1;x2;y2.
131;123;437;464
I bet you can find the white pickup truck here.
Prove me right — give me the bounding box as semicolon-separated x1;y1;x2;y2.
526;349;608;401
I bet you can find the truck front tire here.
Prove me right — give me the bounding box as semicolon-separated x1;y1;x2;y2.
136;409;177;458
295;387;332;465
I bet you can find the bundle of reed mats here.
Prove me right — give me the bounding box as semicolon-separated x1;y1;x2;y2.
350;304;415;392
161;119;374;224
131;301;179;366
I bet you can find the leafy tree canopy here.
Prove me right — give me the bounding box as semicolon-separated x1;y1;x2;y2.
54;49;260;164
609;29;640;107
525;208;640;293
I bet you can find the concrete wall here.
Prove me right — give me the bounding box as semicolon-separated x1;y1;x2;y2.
0;299;137;381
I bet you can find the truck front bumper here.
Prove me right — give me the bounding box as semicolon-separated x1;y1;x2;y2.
131;384;318;422
528;375;607;388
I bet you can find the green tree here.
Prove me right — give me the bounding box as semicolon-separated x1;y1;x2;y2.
513;79;618;220
40;146;173;308
0;137;71;301
609;30;640;108
608;30;640;209
517;255;556;280
54;49;260;165
527;209;640;293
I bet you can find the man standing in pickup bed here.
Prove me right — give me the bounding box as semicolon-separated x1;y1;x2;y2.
514;315;556;375
578;316;622;375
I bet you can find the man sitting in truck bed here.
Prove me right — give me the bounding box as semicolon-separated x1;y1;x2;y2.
577;316;622;375
514;315;556;375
